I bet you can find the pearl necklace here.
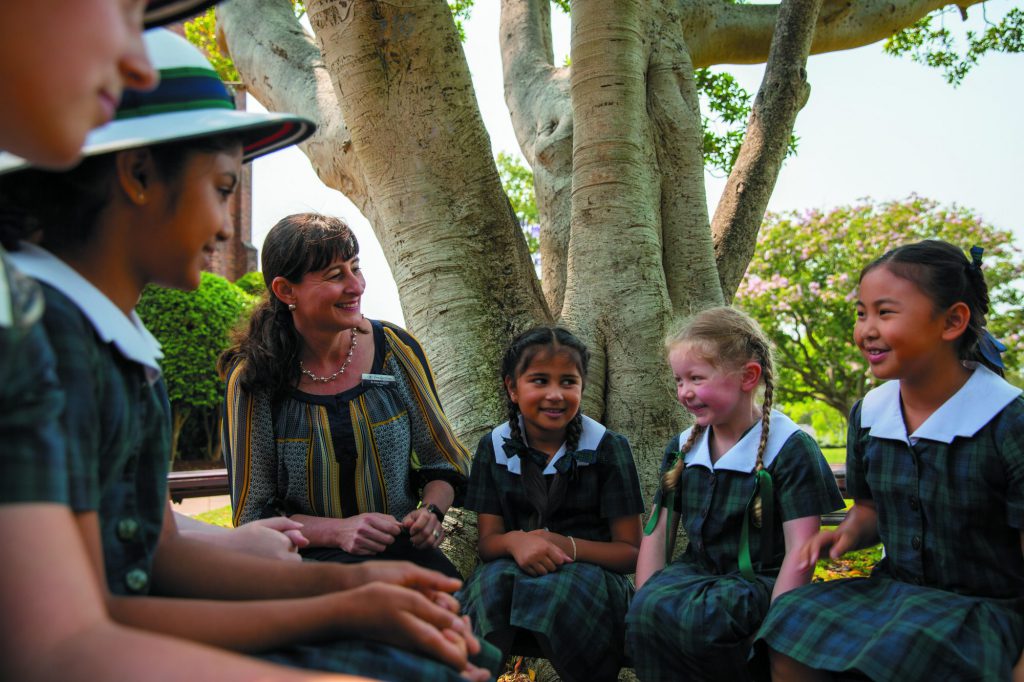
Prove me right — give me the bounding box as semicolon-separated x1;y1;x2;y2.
299;328;358;383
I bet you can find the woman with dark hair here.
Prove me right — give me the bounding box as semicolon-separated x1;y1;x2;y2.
221;212;471;579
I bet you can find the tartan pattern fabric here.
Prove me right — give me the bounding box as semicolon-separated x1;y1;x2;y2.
651;427;842;576
225;320;471;527
38;284;171;595
846;397;1024;598
459;558;633;682
261;635;502;682
460;423;644;680
0;252;67;505
757;396;1024;679
463;426;646;541
625;419;842;681
759;574;1024;680
626;561;773;682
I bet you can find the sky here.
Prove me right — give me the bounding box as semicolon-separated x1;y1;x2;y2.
247;1;1024;326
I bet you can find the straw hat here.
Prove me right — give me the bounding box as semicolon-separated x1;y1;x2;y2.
0;29;314;175
145;0;221;28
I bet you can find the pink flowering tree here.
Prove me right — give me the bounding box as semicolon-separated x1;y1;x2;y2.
736;195;1024;421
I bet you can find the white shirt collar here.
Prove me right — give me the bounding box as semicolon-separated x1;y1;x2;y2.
860;365;1021;444
491;414;607;475
8;243;163;381
679;409;801;473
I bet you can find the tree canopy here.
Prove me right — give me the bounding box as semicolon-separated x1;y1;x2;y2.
736;195;1024;420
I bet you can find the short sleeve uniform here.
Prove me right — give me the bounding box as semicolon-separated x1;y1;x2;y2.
13;244;499;682
757;367;1024;680
0;250;67;506
625;410;843;682
459;415;645;681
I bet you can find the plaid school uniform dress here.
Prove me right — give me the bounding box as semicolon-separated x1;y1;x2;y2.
12;244;499;682
0;249;68;506
459;415;645;682
757;366;1024;681
625;410;843;682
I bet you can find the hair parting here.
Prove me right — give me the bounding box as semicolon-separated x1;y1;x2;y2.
502;325;589;453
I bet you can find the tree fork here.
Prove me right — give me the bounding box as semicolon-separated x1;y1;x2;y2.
711;0;824;299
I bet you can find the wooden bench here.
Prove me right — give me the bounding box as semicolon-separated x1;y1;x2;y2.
165;463;849;514
167;468;229;503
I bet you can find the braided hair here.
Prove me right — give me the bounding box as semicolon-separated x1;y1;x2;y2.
861;239;1002;376
502;326;590;453
662;307;776;506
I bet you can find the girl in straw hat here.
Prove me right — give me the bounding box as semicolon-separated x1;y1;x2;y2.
0;3;376;681
0;27;495;682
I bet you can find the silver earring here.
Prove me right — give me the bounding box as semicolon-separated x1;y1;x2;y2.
288;303;296;311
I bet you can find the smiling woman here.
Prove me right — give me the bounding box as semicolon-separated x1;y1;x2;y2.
219;212;473;578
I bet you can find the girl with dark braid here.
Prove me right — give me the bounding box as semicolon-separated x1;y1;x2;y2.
760;240;1024;681
459;326;645;681
625;307;842;681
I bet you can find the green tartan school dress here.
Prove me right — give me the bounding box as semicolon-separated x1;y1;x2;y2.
625;410;843;682
10;243;500;682
757;366;1024;681
0;249;67;507
459;415;646;682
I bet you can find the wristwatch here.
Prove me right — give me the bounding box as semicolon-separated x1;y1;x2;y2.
425;503;446;523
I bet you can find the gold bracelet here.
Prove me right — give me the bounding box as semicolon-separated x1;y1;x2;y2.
568;535;577;561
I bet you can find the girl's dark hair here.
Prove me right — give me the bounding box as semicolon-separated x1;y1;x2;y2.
502;326;590;453
0;135;242;252
218;213;359;398
860;239;1000;375
662;307;775;491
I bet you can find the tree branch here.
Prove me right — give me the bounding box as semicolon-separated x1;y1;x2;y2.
217;0;373;217
685;0;987;68
710;0;823;298
501;0;573;313
648;5;724;314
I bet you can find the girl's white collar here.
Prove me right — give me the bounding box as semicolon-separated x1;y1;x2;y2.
679;409;801;473
860;365;1021;444
491;414;606;475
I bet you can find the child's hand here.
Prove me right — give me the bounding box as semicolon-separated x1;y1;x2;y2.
336;582;475;671
796;528;856;571
509;531;572;576
339;560;464;596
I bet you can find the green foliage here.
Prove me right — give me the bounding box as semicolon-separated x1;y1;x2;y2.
234;270;268;296
885;6;1024;85
735;196;1024;423
496;152;540;255
183;9;239;83
783;398;847;447
137;273;256;459
448;0;473;41
696;69;799;175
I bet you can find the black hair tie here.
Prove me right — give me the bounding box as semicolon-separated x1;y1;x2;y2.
968;245;984;272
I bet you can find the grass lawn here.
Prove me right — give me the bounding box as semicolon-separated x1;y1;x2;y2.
821;447;845;465
194;505;233;528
